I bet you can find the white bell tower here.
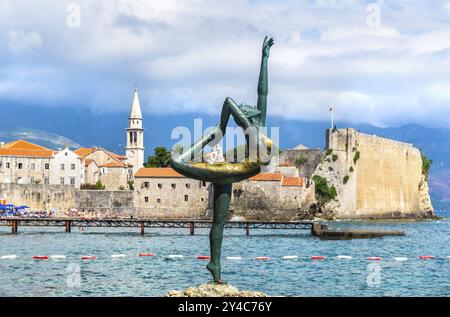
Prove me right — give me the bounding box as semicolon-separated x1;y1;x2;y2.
126;87;145;174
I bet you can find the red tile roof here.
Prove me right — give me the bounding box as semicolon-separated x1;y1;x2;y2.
0;140;54;158
135;167;184;178
282;177;304;187
279;161;296;167
249;173;283;181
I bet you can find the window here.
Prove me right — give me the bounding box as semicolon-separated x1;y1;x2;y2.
44;177;49;185
171;184;176;189
71;164;76;170
31;163;35;170
184;195;188;202
157;198;161;203
18;163;23;169
158;183;162;189
45;163;49;170
186;183;190;189
201;197;204;202
60;178;65;185
202;181;206;187
144;196;149;203
70;177;76;185
60;164;65;171
144;182;149;189
65;152;68;156
0;162;2;168
6;162;10;169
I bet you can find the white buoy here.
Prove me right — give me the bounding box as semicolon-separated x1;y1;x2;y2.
167;255;184;259
111;254;126;258
336;255;352;260
394;257;408;262
1;255;17;260
226;256;242;260
50;255;66;260
282;255;299;260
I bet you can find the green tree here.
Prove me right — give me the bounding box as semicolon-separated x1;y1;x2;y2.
145;146;171;167
295;154;307;166
95;180;105;190
421;153;433;180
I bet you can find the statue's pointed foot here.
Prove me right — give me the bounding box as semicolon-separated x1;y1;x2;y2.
206;261;223;284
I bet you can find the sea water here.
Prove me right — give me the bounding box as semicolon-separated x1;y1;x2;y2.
0;211;449;297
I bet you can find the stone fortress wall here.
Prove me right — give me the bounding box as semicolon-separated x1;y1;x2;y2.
313;128;434;218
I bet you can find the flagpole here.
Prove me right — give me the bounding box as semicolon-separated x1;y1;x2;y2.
331;106;334;130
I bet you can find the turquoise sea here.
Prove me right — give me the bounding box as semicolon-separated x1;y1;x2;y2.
0;211;449;297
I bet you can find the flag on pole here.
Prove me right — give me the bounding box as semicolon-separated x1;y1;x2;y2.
329;106;333;112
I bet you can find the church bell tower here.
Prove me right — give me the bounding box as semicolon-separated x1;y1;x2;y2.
126;87;145;174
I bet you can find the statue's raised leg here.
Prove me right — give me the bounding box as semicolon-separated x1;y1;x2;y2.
206;183;232;284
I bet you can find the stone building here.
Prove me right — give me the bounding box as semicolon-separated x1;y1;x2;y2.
0;140;83;188
133;167;210;218
231;172;315;220
74;147;132;190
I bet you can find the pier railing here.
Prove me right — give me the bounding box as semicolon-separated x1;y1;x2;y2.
0;217;315;235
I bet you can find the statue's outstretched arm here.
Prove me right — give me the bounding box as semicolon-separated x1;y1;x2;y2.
257;36;274;127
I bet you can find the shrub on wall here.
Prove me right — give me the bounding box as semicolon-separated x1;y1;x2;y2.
332;154;338;162
343;175;350;184
325;149;333;156
353;151;360;164
312;175;337;205
349;166;354;172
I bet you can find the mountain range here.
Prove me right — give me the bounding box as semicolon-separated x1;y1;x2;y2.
1;102;449;209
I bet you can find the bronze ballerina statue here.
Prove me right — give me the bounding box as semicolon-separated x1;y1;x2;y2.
170;36;275;284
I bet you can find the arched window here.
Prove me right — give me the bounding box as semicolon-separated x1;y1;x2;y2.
129;132;133;144
134;132;138;143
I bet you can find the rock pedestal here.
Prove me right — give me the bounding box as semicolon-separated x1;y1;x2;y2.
166;284;267;297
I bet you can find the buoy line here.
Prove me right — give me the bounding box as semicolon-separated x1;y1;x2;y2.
1;253;448;262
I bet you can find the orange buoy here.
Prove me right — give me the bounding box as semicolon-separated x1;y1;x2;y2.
255;256;270;260
139;253;156;257
419;255;435;260
32;255;49;260
368;257;382;261
311;256;326;260
197;255;210;260
81;255;97;260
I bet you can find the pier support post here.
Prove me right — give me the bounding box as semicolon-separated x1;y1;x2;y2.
246;223;250;236
11;220;18;234
140;223;145;235
190;222;195;236
65;220;72;233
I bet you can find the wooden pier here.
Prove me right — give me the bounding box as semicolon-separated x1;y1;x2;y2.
0;217;315;236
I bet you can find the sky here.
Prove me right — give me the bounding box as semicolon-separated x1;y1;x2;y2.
1;0;450;129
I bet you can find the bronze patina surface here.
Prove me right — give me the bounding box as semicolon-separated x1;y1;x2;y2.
170;36;276;283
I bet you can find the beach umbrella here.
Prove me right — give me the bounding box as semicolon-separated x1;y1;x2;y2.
17;205;30;209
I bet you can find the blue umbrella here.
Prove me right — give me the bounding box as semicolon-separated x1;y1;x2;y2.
17;205;30;210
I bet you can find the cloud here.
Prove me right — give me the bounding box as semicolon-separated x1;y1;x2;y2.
0;0;449;129
8;30;42;53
